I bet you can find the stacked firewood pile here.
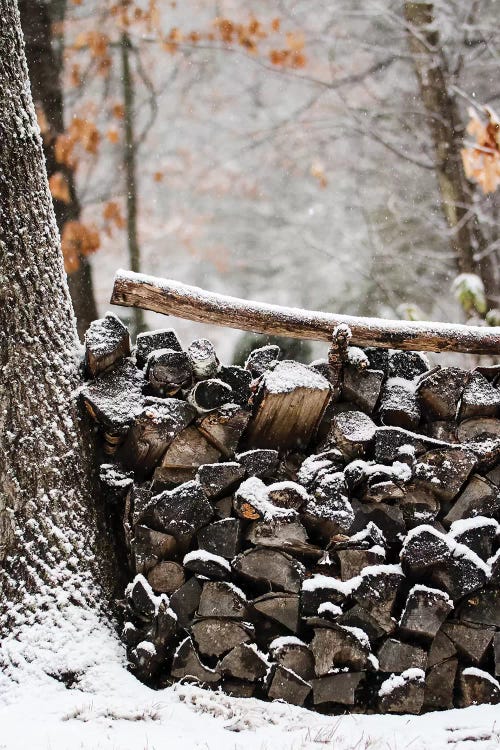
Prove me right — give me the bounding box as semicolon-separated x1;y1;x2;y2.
81;312;500;714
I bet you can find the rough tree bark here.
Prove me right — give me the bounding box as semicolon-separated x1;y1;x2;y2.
403;2;499;312
0;0;117;693
18;0;99;340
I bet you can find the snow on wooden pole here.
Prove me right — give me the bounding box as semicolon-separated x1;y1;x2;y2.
111;270;500;355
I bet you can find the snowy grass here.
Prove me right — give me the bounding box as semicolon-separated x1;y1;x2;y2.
2;661;500;750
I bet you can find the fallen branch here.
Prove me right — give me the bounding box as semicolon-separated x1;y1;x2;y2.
110;270;500;355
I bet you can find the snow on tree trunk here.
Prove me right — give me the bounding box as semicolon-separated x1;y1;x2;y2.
0;0;120;695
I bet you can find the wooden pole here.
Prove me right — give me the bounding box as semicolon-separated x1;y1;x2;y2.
110;270;500;355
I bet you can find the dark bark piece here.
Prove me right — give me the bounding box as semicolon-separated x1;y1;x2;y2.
85;313;131;377
459;372;500;420
198;581;248;619
169;577;202;628
388;350;430;380
349;500;406;547
147;596;178;649
236;448;279;478
183;550;231;580
495;633;500;677
197;518;242;559
444;475;500;526
312;672;364;706
99;464;134;503
80;358;144;435
198;404;250;457
457;589;500;628
424;658;457;710
449;517;498;561
135;329;182;368
252;593;300;633
399;585;453;641
191;618;254;657
441;622;494;664
428;631;457;668
171;637;221;684
353;565;404;633
160;426;221;480
246;518;322;558
188;379;233;413
301;575;349;616
129;640;163;682
337;548;385;581
379;378;421;431
364;347;389;374
222;680;256;698
378;669;425;715
342;365;384;415
147;561;185;594
126;574;159;621
413;448;476;501
245;361;330;451
196;462;245;499
245;345;281;377
330;411;377;459
311;625;374;675
269;638;314;680
139;480;213;538
302;472;354;538
233;548;305;593
458;668;500;707
399;483;440;528
418;367;468;421
133;525;177;575
338;604;388;642
377;639;427;673
267;664;311;706
218;365;252;407
298;450;345;491
146;349;192;396
112;271;500;355
187;338;219;380
267;481;309;510
122;621;144;649
118;399;196;475
220;643;269;681
233;477;297;522
375;425;457;464
213;495;234;520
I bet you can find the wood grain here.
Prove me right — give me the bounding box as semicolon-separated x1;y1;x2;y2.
111;270;500;355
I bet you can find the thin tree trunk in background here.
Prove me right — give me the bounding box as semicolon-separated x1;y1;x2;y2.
19;0;98;340
403;1;499;312
0;0;116;689
121;30;145;338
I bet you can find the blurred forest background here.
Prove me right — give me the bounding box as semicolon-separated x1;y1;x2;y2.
21;0;500;362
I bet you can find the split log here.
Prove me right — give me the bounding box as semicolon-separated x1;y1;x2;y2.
232;476;297;522
441;622;494;663
183;550;231;580
197;518;242;559
311;625;374;675
379;378;421;431
160;426;221;482
449;517;498;561
329;411;377;460
139;480;213;539
188;379;233;413
341;365;384;415
378;669;425;714
424;658;457;710
219;643;269;681
311;672;364;706
218;365;252;407
352;565;404;633
191;618;254;657
118;399;195;475
196;461;245;499
399;484;440;528
459;372;500;420
443;474;500;526
187;338;219;380
417;367;468;420
135;328;182;368
267;664;311;706
428;631;457;668
495;633;500;677
197;404;250;457
129;640;163;682
111;270;500;355
169;577;202;628
349;500;406;547
233;547;305;593
126;574;159;621
399;585;453;641
269;637;315;680
413;448;476;501
457;589;500;628
146;349;192;397
302;472;354;538
147;561;185;594
85;313;130;377
338;604;388;642
245;344;281;377
244;361;331;451
171;636;221;684
99;463;134;503
197;581;248;619
374;425;458;464
376;639;427;673
245;518;322;558
133;525;178;575
301;574;352;617
388;350;430;380
337;548;385;581
252;593;300;633
236;448;280;478
458;668;500;707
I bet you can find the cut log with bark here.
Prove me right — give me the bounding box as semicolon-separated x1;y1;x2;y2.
146;349;192;396
311;672;364;706
233;548;305;593
379;378;421;431
219;643;268;681
85;313;131;377
342;365;384;415
159;426;221;482
135;328;182;368
197;404;250;457
191;618;254;657
245;344;281;377
171;637;221;684
187;338;220;380
197;581;248;619
197;518;242;559
188;379;234;413
267;664;311;706
252;593;300;633
147;561;185;594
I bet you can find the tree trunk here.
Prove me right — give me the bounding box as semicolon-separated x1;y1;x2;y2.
19;0;99;340
121;29;145;338
0;0;117;691
403;2;499;312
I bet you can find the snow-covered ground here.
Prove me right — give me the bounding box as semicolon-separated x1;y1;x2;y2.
2;666;500;750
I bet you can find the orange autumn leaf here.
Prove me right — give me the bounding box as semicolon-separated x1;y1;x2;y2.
61;221;100;273
49;172;71;203
462;108;500;194
271;18;280;32
153;171;164;182
107;127;120;143
102;201;126;235
55;132;76;167
112;102;125;120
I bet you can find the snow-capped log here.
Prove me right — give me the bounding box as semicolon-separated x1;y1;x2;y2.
183;550;231;580
399;585;453;641
236;448;280;478
111;270;500;354
197;518;242;559
171;637;221;684
85;312;131;377
458;668;500;707
329;411;377;459
269;637;314;679
378;669;426;714
311;624;375;674
146;348;192;396
197;581;248;620
191;618;254;658
379;377;421;431
388;350;430;381
135;328;183;368
342;365;384;414
196;461;245;499
118;399;195;475
233;548;305;593
244;361;331;451
267;664;311;706
219;642;269;681
187;338;220;380
245;344;281;377
218;365;253;406
417;367;469;421
458;372;500;420
188;378;234;413
138;481;213;539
